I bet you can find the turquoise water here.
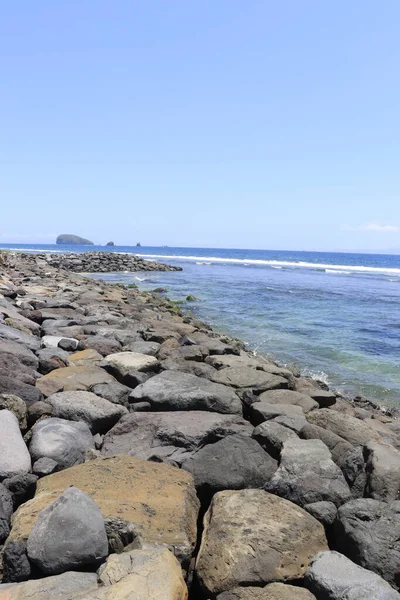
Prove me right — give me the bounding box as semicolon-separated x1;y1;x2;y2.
2;244;399;406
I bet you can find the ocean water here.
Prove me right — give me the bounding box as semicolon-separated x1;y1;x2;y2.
1;244;399;407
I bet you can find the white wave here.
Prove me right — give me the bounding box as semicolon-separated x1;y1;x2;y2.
137;254;400;276
134;276;147;281
271;265;282;269
325;269;351;275
196;261;212;265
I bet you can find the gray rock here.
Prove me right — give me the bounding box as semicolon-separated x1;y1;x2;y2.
182;434;277;503
0;482;13;542
0;410;31;480
29;418;94;470
265;438;351;507
129;370;242;414
210;366;288;392
27;486;109;575
217;584;317;599
80;335;122;356
0;571;99;599
0;323;40;351
258;389;318;413
90;381;132;406
3;473;38;509
249;402;307;433
305;550;400;599
307;408;383;446
2;540;32;582
45;391;128;434
341;447;367;498
0;339;39;369
101;410;252;464
32;457;58;476
123;340;161;356
252;421;298;459
300;422;354;465
304;501;338;527
334;499;400;590
0;376;42;406
364;442;400;501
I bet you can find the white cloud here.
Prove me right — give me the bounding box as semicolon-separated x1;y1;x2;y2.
340;223;400;233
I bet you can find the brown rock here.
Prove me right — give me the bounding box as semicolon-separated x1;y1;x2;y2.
36;366;116;397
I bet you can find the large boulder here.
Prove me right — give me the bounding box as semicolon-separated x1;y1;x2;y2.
45;391;127;434
0;411;31;480
252;421;298;459
307;409;383;446
29;418;94;470
0;571;98;600
364;442;400;501
0;324;40;351
27;486;108;575
0;339;39;369
305;550;400;599
101;411;252;464
195;489;328;596
249;402;307;433
300;423;353;466
210;367;288;392
182;434;277;503
0;376;42;406
258;389;318;413
217;584;316;599
6;455;199;568
334;499;400;591
67;348;104;367
265;438;351;507
129;371;242;414
105;352;159;383
36;366;116;397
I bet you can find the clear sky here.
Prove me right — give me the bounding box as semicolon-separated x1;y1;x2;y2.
1;1;399;251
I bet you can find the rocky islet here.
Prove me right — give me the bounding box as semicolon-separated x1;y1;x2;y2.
0;250;399;599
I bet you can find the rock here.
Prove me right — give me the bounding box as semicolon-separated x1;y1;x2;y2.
91;381;132;406
258;389;318;413
106;241;114;246
129;371;242;414
0;571;98;600
210;367;288;392
205;353;291;377
58;337;80;351
2;540;32;582
0;376;42;406
101;411;252;464
182;434;277;504
0;395;27;429
36;365;116;397
334;499;400;590
249;402;307;432
217;584;317;599
123;340;161;356
56;234;94;245
7;455;199;569
0;339;39;369
0;353;38;385
300;423;354;466
252;421;298;459
37;347;69;374
305;550;400;600
3;474;38;509
27;401;53;427
0;411;31;480
295;379;336;407
32;457;58;476
66;348;104;367
29;418;94;470
307;408;383;446
304;501;338;527
80;335;122;356
104;351;159;384
364;442;400;501
45;391;127;434
266;438;351;507
341;447;367;498
0;483;13;543
195;489;328;596
0;324;40;351
26;486;108;575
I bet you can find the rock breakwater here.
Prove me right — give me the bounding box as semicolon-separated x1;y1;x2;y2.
0;253;399;599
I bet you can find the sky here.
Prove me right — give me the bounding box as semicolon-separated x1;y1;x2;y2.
1;1;399;251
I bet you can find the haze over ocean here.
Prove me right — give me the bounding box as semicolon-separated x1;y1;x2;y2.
2;243;399;406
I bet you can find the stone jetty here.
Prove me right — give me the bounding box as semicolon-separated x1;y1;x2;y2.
0;251;399;599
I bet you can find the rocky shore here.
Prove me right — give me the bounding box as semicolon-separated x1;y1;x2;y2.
3;251;182;273
0;251;399;599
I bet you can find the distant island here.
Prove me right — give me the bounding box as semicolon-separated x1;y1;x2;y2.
106;241;115;246
56;234;94;245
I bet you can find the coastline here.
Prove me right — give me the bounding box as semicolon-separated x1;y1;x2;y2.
0;250;399;598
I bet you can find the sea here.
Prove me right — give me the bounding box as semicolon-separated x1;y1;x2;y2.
1;244;399;407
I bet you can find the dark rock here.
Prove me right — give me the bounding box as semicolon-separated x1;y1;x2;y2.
0;340;39;369
252;421;298;459
334;498;400;590
27;486;108;575
106;241;115;246
0;376;42;406
182;434;277;504
80;335;122;356
3;473;38;509
37;347;69;374
91;381;132;406
0;353;38;385
27;401;54;427
0;324;40;351
56;234;94;245
364;442;400;501
58;337;80;351
341;447;367;498
249;402;307;432
2;540;32;582
210;366;288;392
265;438;351;507
0;482;13;543
104;516;141;554
304;501;338;528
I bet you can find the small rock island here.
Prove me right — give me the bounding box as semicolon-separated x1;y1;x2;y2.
106;241;115;246
56;234;94;245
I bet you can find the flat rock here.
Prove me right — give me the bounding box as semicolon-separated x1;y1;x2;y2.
182;434;277;503
129;370;242;414
295;378;336;407
300;423;354;466
8;455;199;568
0;376;42;406
101;411;252;464
305;550;400;600
252;421;298;459
217;584;316;599
258;389;318;413
0;324;40;351
205;353;292;378
0;339;39;369
91;381;132;406
80;335;122;356
249;402;307;432
195;489;328;596
29;418;94;470
122;340;161;355
36;366;116;397
307;408;383;446
210;366;288;392
45;391;127;434
67;348;104;367
105;351;159;376
364;442;400;501
0;572;98;600
265;438;351;507
334;499;400;590
0;410;31;480
27;486;108;575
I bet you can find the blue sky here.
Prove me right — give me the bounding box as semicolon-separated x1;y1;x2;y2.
1;1;399;250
